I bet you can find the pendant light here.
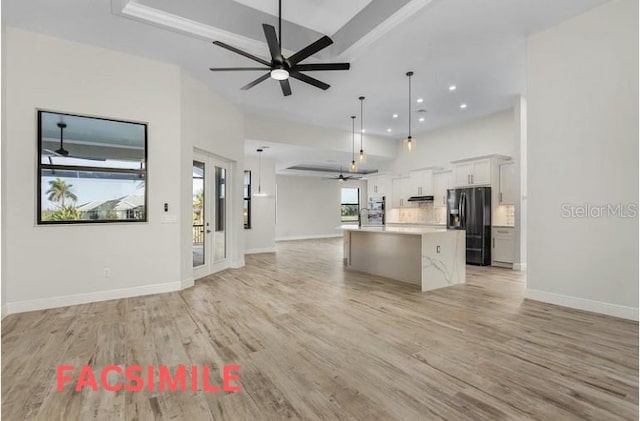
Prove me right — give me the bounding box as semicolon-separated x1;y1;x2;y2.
358;96;366;163
349;116;358;173
405;71;414;152
253;148;267;197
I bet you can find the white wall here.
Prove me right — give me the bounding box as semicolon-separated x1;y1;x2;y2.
179;70;245;284
244;155;277;253
275;175;367;240
4;28;245;312
1;21;7;318
527;0;638;320
385;109;516;174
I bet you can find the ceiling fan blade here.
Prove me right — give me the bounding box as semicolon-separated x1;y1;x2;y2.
290;71;330;90
293;63;350;72
288;36;333;65
241;73;271;90
280;79;292;96
210;67;270;71
212;41;271;66
262;24;283;64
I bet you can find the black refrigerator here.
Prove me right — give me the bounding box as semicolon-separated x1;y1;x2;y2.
447;187;491;266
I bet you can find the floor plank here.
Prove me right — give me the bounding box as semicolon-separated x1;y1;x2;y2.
2;238;638;420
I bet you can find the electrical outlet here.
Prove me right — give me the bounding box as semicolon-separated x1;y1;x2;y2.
103;268;111;278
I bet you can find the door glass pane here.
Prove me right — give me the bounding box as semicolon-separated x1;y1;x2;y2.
193;161;205;267
214;166;226;261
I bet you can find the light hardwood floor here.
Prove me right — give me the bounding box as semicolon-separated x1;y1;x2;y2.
2;238;638;420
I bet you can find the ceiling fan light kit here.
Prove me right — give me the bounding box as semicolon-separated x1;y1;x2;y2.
209;0;350;97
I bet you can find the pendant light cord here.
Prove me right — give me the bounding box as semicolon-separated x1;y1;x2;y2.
360;97;364;150
257;149;263;194
351;116;356;160
408;72;412;139
278;0;282;48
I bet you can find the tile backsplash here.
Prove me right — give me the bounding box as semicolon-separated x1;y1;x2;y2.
386;202;446;225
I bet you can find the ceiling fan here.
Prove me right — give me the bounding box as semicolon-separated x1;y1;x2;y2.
42;122;105;161
209;0;350;96
323;167;362;182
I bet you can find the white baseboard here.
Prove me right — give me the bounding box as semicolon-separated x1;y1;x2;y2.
513;262;527;271
525;289;638;321
181;277;194;289
245;247;277;255
6;281;183;315
230;259;245;269
1;304;7;320
276;234;342;242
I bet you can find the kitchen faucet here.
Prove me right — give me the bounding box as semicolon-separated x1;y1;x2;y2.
358;208;369;227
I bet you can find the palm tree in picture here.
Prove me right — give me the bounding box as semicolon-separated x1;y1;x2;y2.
193;189;204;223
46;178;78;207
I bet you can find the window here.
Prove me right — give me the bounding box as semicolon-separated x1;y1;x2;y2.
38;110;147;224
341;188;360;223
243;170;251;229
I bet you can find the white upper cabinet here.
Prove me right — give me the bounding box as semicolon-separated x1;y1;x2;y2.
472;159;491;185
391;176;410;208
453;158;491;187
433;171;452;208
367;175;391;201
499;162;517;205
408;169;434;197
454;163;474;187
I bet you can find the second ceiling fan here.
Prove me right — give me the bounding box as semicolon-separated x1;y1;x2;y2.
209;0;350;97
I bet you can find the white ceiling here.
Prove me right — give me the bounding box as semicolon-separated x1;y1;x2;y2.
245;139;390;175
231;0;373;35
4;0;609;141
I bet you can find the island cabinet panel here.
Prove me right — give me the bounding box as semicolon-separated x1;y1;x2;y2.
421;231;466;292
342;226;466;292
349;231;422;285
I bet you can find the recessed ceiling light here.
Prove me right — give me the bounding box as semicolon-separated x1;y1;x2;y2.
387;128;392;132
419;117;425;122
449;85;457;91
361;129;366;133
392;114;399;119
460;103;467;109
416;98;424;103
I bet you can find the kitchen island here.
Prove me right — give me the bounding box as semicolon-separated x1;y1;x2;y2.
342;225;465;292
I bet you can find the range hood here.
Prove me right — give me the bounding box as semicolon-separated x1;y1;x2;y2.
407;195;434;202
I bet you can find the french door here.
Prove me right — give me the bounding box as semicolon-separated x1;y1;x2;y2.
193;152;230;279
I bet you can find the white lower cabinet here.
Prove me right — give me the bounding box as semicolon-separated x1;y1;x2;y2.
492;227;514;267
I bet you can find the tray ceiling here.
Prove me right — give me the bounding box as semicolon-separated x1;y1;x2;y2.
231;0;373;35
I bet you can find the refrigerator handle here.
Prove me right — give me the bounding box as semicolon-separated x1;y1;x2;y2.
460;192;466;229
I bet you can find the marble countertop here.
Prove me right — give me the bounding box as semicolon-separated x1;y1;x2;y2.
341;225;451;235
385;222;447;227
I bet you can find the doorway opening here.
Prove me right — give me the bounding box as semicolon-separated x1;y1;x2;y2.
193;152;231;278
